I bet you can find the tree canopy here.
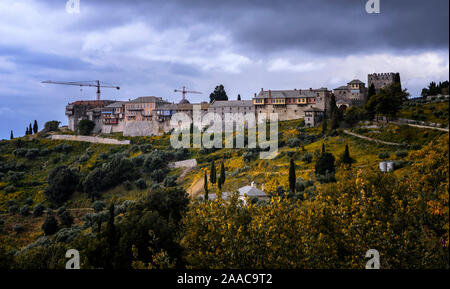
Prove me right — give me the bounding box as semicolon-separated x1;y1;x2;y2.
209;85;228;103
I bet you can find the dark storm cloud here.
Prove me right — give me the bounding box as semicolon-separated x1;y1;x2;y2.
0;46;93;70
43;0;449;55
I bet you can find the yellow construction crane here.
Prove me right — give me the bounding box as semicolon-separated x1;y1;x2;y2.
42;80;120;101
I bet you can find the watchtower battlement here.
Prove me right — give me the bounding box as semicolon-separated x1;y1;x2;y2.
368;72;398;91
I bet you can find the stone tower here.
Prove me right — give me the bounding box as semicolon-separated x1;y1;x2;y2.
367;72;398;92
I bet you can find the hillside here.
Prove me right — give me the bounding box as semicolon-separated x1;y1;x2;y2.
0;118;448;268
398;98;449;124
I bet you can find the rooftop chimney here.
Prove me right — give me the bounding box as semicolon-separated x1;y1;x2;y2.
268;90;272;97
254;93;256;97
261;88;263;92
309;88;312;91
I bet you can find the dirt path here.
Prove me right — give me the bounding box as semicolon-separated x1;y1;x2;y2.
176;167;194;183
186;176;204;198
49;135;130;145
343;130;403;146
390;121;449;132
0;207;94;218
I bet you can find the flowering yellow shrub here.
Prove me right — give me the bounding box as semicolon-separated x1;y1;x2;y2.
283;128;299;139
181;135;449;269
225;158;244;171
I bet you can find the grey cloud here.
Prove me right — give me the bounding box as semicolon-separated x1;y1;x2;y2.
42;0;449;55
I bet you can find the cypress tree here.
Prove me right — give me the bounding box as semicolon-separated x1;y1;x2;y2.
10;130;13;140
210;161;216;184
368;83;376;99
321;118;327;134
204;171;208;200
25;127;29;135
330;93;337;116
331;110;339;130
33;120;38;134
106;203;116;269
342;144;353;165
219;162;225;187
29;123;32;135
237;94;241;101
289;158;296;193
394;73;402;91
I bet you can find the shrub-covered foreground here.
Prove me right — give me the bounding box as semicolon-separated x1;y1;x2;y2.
181;135;448;269
0;136;448;269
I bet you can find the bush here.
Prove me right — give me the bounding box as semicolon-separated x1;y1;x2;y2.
43;121;60;132
78;119;95;136
395;150;408;158
6;171;24;184
20;205;30;216
44;166;79;207
8;204;19;215
301;153;313;163
13;148;28;157
132;155;145;167
163;175;177;187
25;149;39;160
92;201;106;213
54;144;72;153
42;215;59;235
144;152;166;172
33;204;45;217
99;153;108;160
378;151;390;160
135;178;147;189
78;155;89;162
83;156;135;196
316;171;336;184
393;160;408;169
13;224;24;234
287;138;301;148
123;180;133;191
15;162;26;172
151;169;168;183
411;144;422;150
4;185;16;194
54;227;81;243
59;211;74;227
139;144;153;153
242;149;259;162
315;152;335;176
25;197;33;206
40;148;51;156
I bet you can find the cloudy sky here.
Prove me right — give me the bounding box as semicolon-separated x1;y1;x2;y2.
0;0;448;139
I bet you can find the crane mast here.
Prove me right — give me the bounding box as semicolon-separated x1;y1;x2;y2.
174;86;202;101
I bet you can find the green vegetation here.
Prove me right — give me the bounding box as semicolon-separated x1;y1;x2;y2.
209;84;228;103
78;119;95;136
421;80;449;97
353;123;445;145
365;82;409;120
0;117;448;269
398;100;449;124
